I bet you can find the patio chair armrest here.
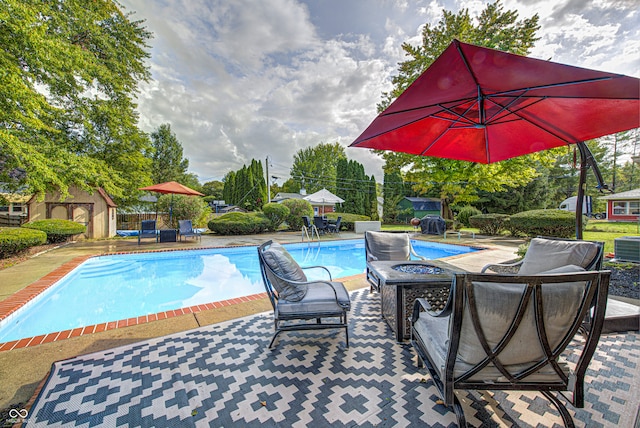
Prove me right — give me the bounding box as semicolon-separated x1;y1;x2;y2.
411;297;452;324
301;265;333;280
481;260;523;273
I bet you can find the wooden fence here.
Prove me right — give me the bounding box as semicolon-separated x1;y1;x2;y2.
0;214;27;227
116;213;165;230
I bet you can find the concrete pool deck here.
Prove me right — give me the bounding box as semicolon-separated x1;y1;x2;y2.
0;231;521;411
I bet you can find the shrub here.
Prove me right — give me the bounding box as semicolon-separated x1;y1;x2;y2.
156;194;211;229
281;199;314;231
0;227;48;258
469;214;509;235
262;203;290;231
22;219;86;243
325;213;370;231
456;206;482;227
508;209;577;238
207;212;271;235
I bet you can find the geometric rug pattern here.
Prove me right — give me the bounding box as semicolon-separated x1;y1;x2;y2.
25;289;639;427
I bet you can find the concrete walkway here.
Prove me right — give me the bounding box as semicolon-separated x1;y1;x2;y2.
0;231;521;411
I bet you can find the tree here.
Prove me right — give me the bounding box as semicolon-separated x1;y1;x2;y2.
368;175;379;220
376;1;544;217
201;180;224;200
0;0;152;204
382;170;405;223
149;124;190;184
221;159;267;211
290;143;346;194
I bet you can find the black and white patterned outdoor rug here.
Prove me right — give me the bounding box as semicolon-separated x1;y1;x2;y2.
25;289;639;427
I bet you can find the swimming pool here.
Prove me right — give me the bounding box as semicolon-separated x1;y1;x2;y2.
0;239;479;343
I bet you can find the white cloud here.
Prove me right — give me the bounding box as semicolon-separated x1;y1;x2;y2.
121;0;638;184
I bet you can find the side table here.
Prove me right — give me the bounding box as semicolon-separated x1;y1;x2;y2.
159;229;177;243
367;260;464;341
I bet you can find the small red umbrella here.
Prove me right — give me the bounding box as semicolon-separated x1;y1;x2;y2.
139;181;204;223
351;39;640;238
139;181;204;196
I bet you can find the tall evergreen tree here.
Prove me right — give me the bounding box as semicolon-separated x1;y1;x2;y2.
368;175;379;220
222;171;236;205
383;170;404;223
149;124;189;184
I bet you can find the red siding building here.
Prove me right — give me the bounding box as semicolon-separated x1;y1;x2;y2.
599;188;640;222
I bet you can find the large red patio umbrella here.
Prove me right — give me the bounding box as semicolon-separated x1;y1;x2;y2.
351;39;640;238
139;181;204;224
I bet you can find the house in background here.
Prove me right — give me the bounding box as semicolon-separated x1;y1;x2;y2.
303;188;344;216
0;192;30;226
599;188;640;222
396;197;442;222
28;186;117;239
272;192;305;203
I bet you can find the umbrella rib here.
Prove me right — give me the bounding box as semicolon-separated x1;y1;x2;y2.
485;76;615;98
484;96;546;124
418;102;480;156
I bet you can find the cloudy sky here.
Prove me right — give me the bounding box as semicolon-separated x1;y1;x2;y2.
119;0;639;185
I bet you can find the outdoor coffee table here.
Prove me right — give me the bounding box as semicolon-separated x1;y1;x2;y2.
367;260;464;341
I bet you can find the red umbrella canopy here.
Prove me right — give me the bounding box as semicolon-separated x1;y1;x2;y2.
350;39;640;163
139;181;204;196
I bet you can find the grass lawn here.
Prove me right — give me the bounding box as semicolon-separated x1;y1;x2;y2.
584;220;639;254
381;220;638;255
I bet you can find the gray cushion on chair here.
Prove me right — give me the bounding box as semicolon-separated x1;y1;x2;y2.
277;281;350;316
518;238;599;275
262;242;307;301
415;265;587;381
365;231;411;261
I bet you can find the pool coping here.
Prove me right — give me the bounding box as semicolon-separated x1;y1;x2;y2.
0;242;396;352
0;245;276;352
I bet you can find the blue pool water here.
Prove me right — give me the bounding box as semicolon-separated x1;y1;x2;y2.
0;239;478;342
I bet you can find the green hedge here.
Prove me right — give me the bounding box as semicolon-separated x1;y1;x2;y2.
325;213;370;231
281;199;314;231
22;219;86;243
456;206;482;227
469;213;509;235
207;212;271;235
0;227;48;258
262;203;290;231
508;209;577;238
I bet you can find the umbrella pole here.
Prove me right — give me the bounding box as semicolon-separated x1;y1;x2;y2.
575;142;611;239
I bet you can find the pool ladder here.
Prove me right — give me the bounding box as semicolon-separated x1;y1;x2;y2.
301;224;320;242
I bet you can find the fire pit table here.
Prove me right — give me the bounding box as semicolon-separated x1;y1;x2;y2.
367;260;464;341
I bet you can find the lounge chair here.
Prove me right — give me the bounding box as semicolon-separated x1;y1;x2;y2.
365;231;426;292
178;220;201;242
411;269;610;427
258;240;351;348
327;216;342;234
138;220;158;244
